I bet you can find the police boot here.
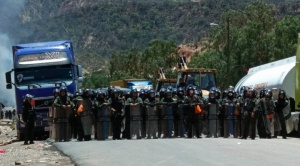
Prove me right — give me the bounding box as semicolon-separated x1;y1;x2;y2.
272;132;277;138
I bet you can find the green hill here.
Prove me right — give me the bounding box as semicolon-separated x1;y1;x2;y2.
13;0;299;58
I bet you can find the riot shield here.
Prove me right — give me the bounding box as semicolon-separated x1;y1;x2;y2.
49;107;54;139
145;104;158;139
157;105;163;138
130;104;142;139
162;104;174;138
81;111;93;136
234;107;240;138
53;106;71;142
177;104;186;137
96;104;111;140
283;101;293;133
122;105;131;139
257;111;267;138
224;102;234;138
208;103;219;138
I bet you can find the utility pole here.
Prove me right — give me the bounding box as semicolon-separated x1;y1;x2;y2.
226;17;230;87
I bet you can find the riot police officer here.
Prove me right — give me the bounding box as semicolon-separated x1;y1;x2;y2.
76;89;93;141
160;89;176;138
236;86;250;139
258;89;275;139
125;89;143;139
222;89;238;138
274;90;288;139
22;94;35;145
184;85;204;138
71;89;83;139
207;90;220;138
53;86;72;142
241;88;257;139
144;89;159;139
175;87;186;137
109;89;124;140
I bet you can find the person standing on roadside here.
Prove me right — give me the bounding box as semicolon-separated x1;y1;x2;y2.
22;94;36;145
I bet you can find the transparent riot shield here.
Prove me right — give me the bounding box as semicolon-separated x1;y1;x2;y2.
130;104;142;139
177;104;186;137
162;104;174;138
145;104;158;139
208;103;219;138
97;104;111;140
53;106;71;142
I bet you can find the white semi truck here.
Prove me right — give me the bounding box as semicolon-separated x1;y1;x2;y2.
234;34;300;134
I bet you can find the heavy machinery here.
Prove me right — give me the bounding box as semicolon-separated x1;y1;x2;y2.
155;68;177;92
176;57;217;98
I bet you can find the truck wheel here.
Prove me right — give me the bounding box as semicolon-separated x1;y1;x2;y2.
17;131;24;141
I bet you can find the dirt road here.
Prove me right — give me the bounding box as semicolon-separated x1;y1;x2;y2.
0;120;74;166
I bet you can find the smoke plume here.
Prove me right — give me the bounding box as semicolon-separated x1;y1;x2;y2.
0;0;25;106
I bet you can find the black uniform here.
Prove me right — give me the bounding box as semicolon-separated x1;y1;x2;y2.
22;96;36;144
242;97;256;139
274;96;288;139
109;94;123;140
184;90;203;138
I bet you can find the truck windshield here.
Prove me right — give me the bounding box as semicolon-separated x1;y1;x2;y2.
178;72;216;90
14;64;73;85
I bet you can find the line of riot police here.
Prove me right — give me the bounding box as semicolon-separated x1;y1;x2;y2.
49;84;290;142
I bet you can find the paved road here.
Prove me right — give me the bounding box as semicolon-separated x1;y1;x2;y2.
55;137;300;166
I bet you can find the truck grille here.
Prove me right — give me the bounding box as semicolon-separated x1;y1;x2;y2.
34;98;54;108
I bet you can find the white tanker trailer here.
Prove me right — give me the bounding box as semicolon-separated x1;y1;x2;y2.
234;34;300;134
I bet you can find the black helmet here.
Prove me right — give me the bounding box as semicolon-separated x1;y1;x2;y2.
139;89;146;97
143;89;149;97
240;86;249;97
82;89;90;98
112;88;119;94
25;94;34;99
210;87;221;99
111;88;119;97
177;87;184;97
248;88;256;98
265;89;272;98
278;89;286;98
124;90;131;100
259;89;267;98
97;90;106;97
222;90;228;99
159;88;166;98
131;89;138;94
167;86;173;91
90;89;97;97
215;88;221;99
166;89;172;98
172;88;177;97
227;88;235;99
53;88;60;95
148;89;155;98
60;86;68;93
131;89;138;97
209;90;216;99
74;89;83;97
186;85;194;96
